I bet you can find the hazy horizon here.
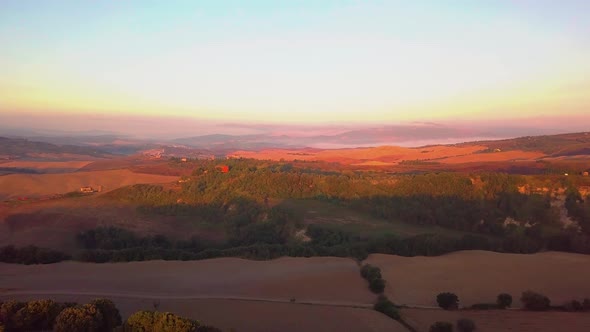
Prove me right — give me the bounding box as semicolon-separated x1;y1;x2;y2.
2;0;590;140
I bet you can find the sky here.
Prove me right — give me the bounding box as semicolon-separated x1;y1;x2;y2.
1;0;590;137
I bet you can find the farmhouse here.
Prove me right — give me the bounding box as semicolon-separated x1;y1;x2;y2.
80;186;94;193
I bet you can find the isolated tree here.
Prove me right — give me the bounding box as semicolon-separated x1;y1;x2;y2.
430;321;453;332
54;304;103;332
520;291;551;311
90;298;122;330
437;292;459;310
496;293;512;309
456;318;476;332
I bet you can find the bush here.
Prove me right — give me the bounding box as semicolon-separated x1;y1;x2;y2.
90;298;122;330
430;321;453;332
437;292;459;310
54;304;104;332
496;293;512;309
456;318;476;332
583;298;590;311
521;291;551;311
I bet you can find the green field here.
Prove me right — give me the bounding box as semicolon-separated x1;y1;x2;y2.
278;199;466;239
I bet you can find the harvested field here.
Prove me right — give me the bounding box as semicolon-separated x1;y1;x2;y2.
365;251;590;307
0;295;405;332
0;169;177;198
230;145;488;164
402;308;590;332
0;160;93;170
0;257;374;305
438;150;545;163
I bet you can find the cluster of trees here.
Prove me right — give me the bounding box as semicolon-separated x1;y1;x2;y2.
436;290;590;312
0;298;222;332
0;245;69;264
521;290;590;312
0;298;119;332
72;223;590;263
101;160;590;257
124;311;221;332
360;264;386;293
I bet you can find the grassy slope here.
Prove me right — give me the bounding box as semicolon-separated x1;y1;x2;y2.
279;199;468;239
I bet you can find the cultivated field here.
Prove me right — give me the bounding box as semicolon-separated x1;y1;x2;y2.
402;308;590;332
0;257;374;304
0;257;407;331
0;160;93;170
0;295;405;332
0;169;177;198
365;251;590;307
228;144;551;165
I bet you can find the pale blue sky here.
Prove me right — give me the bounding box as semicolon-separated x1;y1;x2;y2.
1;0;590;127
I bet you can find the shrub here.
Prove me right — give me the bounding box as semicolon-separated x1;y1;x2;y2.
436;292;459;310
496;293;512;309
583;298;590;311
90;298;122;330
373;295;400;320
54;304;104;332
521;291;551;311
456;318;476;332
430;321;453;332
